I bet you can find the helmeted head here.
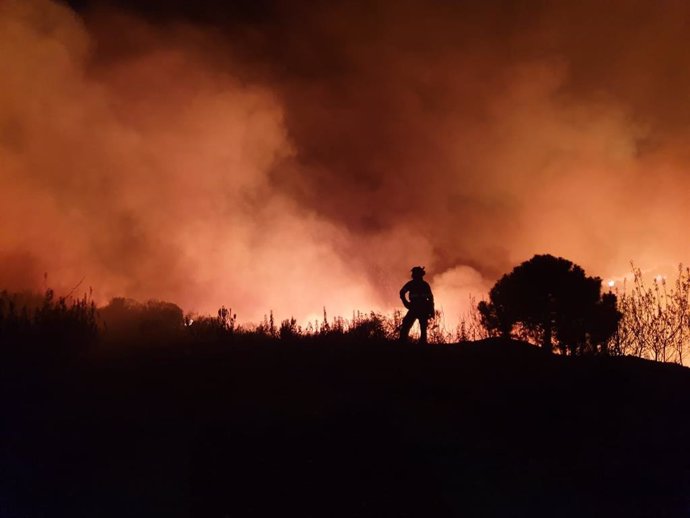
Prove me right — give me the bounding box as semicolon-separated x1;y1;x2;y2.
411;266;426;279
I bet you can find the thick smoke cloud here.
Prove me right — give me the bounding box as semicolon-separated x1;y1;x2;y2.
0;0;379;322
2;0;689;324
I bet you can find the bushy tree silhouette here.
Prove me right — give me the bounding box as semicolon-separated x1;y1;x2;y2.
99;297;184;343
478;254;621;354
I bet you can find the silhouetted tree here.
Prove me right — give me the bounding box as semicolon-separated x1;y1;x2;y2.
478;254;621;354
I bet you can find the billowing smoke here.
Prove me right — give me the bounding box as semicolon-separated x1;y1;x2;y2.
1;0;689;325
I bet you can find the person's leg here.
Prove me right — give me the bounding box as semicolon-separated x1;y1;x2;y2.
419;316;428;344
400;310;415;342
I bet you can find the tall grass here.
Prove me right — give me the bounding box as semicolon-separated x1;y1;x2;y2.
0;288;98;358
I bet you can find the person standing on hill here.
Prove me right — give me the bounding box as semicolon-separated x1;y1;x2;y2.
399;266;435;344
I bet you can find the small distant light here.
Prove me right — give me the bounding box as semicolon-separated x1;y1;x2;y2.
607;280;615;288
655;275;665;282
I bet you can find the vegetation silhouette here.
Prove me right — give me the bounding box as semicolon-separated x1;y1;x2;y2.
2;257;690;516
612;263;690;363
399;266;435;344
478;254;621;355
99;297;185;344
0;288;97;358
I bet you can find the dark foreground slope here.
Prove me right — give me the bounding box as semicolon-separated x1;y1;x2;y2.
2;339;690;517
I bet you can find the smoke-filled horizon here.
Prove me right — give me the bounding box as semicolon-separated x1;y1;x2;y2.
1;0;689;324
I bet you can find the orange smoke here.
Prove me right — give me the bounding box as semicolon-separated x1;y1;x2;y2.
1;0;689;326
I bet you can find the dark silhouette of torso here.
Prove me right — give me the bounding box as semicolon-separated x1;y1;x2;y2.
399;272;434;343
400;279;433;312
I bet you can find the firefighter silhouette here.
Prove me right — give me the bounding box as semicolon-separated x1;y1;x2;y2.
399;266;434;343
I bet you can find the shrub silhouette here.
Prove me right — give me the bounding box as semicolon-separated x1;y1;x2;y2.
99;297;184;344
279;317;301;340
478;254;621;354
185;306;237;343
347;311;389;341
612;264;690;363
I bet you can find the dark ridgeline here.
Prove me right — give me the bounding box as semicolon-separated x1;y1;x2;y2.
2;334;690;516
1;256;689;517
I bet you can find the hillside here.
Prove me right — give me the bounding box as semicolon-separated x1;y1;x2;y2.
2;338;690;517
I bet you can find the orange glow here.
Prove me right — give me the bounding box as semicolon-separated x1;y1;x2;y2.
1;0;689;327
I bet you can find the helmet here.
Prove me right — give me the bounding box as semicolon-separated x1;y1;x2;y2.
411;266;426;277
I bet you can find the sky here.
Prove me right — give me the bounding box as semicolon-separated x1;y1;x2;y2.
1;0;689;325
